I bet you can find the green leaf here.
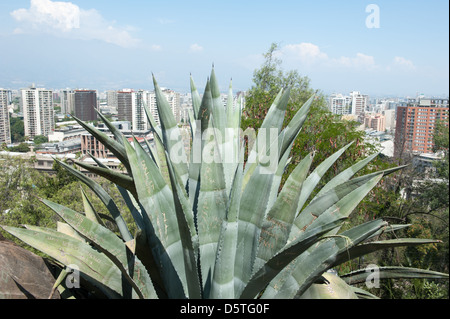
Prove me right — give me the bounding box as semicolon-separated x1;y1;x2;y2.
278;94;315;158
296;141;354;214
71;115;130;172
123;135;187;298
290;172;384;241
254;152;314;273
332;238;443;267
73;160;136;197
152;74;189;187
240;219;344;299
55;159;132;242
165;150;202;299
1;225;124;298
341;266;449;285
190;74;202;120
41;199;157;299
196;116;228;295
210;163;244;299
263;219;387;299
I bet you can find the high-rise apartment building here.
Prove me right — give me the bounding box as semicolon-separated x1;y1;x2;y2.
117;89;150;131
60;89;74;115
329;93;352;115
0;89;11;145
20;86;55;138
394;98;449;157
106;90;118;110
74;90;98;121
350;91;368;117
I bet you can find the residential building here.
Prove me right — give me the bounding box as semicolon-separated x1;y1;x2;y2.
74;90;98;121
394;98;449;157
0;89;11;145
117;90;150;131
364;113;385;132
350;91;369;118
106;90;118;110
329;93;352;115
20;85;55;138
60;89;74;115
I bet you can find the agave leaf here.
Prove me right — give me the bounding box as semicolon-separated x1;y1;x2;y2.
296;141;354;214
260;87;291;134
1;225;124;298
152;74;189;187
313;151;380;199
241;219;345;299
278;94;315;158
73;160;137;197
41;199;157;299
299;272;358;299
331;238;442;267
71;115;130;172
254;152;314;273
55;159;132;242
165;150;202;299
56;222;86;242
123;135;187;298
234;165;276;296
210;67;227;137
264;140;294;214
290;172;384;241
244;88;283;177
196;115;228;295
80;186;105;227
96;110;125;147
341;266;450;285
85;152;144;229
190;74;202;120
264;219;387;299
210;163;244;299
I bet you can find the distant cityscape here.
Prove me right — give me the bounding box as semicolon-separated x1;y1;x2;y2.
0;84;448;176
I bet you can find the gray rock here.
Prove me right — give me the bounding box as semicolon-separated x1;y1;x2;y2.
0;235;60;299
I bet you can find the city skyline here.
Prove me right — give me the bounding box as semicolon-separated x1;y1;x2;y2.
0;0;448;97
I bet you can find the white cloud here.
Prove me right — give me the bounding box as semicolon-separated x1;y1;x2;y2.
334;53;377;69
281;43;328;65
151;44;162;51
10;0;140;48
278;43;377;70
392;56;416;70
189;43;204;53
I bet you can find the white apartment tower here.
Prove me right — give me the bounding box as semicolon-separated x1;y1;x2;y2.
0;89;11;145
350;91;368;117
21;86;55;138
329;93;352;115
60;89;74;115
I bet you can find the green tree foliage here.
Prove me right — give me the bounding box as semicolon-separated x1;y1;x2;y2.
10;117;25;143
33;135;49;145
8;143;30;153
241;43;379;189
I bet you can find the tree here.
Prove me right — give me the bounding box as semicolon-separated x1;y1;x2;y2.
8;143;30;153
33;135;48;145
10;117;25;143
241;43;380;190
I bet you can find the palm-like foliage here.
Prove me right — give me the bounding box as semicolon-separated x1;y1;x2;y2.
2;68;448;299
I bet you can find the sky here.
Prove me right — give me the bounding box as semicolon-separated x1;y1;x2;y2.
0;0;448;97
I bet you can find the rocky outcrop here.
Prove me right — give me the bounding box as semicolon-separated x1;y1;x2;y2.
0;234;60;299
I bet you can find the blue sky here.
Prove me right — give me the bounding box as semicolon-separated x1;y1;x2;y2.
0;0;448;97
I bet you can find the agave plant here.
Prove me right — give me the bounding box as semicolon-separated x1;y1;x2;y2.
2;68;448;299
